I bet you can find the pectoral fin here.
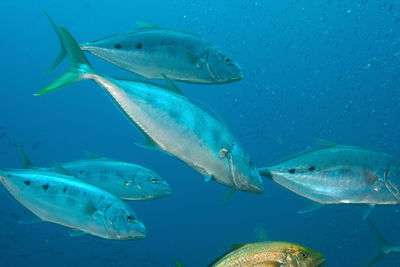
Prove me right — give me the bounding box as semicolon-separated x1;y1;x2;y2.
161;74;184;96
220;188;236;204
204;175;213;182
297;200;323;214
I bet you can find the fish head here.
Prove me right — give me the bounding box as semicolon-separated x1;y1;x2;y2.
104;203;146;240
286;244;326;267
130;170;171;200
226;142;263;194
205;48;243;83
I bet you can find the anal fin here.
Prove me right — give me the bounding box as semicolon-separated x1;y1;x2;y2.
18;210;41;224
297;200;323;214
68;229;87;237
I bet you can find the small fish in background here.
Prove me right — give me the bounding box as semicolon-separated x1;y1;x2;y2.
15;144;171;201
31;141;40;151
253;222;269;242
0;169;146;240
36;17;263;194
45;14;242;85
258;139;400;219
366;220;400;266
173;242;325;267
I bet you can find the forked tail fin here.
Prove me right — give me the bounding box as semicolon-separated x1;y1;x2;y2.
35;14;96;96
366;220;400;266
44;12;67;74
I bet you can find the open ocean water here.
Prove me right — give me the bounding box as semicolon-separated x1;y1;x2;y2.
1;0;400;266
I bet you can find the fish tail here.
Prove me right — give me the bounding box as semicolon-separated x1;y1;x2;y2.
366;220;390;266
35;16;96;96
257;167;273;180
44;12;67;74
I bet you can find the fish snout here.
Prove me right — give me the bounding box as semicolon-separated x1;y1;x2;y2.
129;222;147;240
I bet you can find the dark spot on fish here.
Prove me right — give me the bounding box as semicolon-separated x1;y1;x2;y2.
24;180;31;186
309;166;316;172
288;169;296;174
63;187;67;193
135;42;143;49
160;41;164;46
83;191;87;196
79;170;84;174
225;57;231;63
114;43;122;49
42;184;49;191
100;195;105;200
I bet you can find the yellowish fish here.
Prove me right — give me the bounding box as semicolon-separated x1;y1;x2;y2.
209;241;325;267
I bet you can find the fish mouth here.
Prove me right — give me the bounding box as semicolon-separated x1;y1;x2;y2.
313;257;326;267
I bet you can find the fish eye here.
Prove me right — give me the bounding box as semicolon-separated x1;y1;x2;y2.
125;214;135;222
151;177;160;183
224;57;231;63
300;251;308;259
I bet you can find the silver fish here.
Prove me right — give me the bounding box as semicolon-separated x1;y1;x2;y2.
53;157;171;201
0;169;146;240
258;141;399;206
46;15;242;84
36;25;263;194
15;144;171;201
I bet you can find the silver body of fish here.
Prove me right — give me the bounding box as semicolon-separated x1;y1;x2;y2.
48;18;242;84
37;25;263;194
259;144;400;205
49;157;171;201
0;169;146;240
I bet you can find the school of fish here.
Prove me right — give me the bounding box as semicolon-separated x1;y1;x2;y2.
1;11;400;266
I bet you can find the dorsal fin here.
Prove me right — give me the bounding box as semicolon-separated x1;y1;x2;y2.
15;142;34;169
135;21;160;28
161;74;184;96
84;151;101;159
230;244;246;250
207;244;247;267
313;138;337;148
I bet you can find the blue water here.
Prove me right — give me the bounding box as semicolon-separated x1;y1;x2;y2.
1;1;400;266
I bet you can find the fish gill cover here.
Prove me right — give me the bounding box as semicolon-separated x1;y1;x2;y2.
0;0;400;266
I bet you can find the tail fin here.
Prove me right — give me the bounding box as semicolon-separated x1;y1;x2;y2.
257;167;273;180
365;220;400;266
15;143;34;169
35;16;95;95
44;12;67;74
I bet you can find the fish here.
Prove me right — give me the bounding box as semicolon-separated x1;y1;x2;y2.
366;219;400;266
36;23;263;194
15;144;171;201
174;242;326;267
258;140;400;216
0;169;146;240
46;14;242;85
